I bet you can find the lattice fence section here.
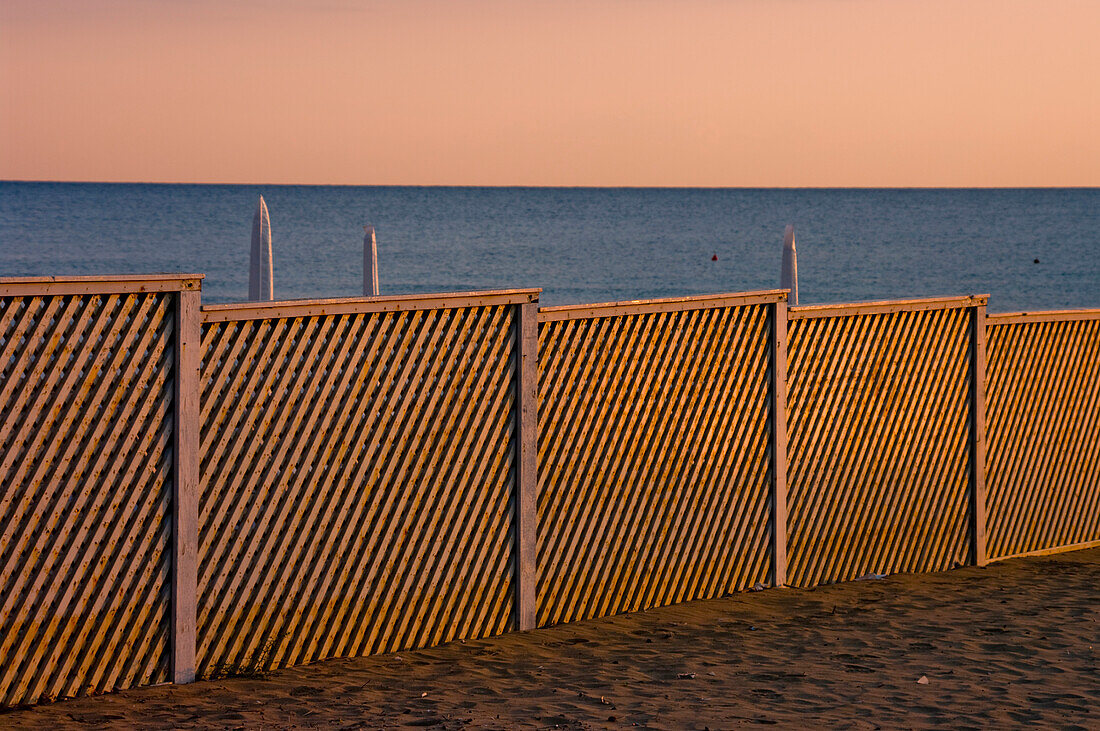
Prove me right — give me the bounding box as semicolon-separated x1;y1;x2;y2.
986;317;1100;559
197;305;517;675
0;292;174;706
536;304;774;627
786;306;974;587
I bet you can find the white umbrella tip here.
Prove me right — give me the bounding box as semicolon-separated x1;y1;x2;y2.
783;224;795;248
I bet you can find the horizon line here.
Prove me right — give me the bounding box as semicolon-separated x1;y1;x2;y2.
3;179;1099;191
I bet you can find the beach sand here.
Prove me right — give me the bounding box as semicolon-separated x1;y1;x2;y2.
4;547;1098;729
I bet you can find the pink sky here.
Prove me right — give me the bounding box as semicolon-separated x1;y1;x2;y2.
2;0;1098;186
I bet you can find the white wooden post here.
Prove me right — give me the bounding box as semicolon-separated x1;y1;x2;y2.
514;300;538;630
770;297;789;587
970;302;989;566
172;284;200;683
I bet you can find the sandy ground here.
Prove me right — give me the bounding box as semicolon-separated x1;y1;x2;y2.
4;548;1098;730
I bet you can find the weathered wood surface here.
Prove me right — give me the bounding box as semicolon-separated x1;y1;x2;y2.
172;288;201;683
515;302;539;631
969;304;989;566
770;300;789;587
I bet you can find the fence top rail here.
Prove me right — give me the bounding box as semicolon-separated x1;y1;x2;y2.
538;289;788;322
201;288;540;323
987;308;1100;325
788;294;989;321
0;273;203;297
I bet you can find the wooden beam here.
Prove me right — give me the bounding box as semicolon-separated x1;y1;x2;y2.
0;274;203;297
789;295;989;321
514;301;539;631
202;288;540;323
538;289;788;322
987;308;1100;325
770;300;789;587
986;538;1100;564
171;287;200;683
969;302;989;567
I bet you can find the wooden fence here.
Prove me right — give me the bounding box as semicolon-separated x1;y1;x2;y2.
536;293;781;626
985;310;1100;560
785;297;984;586
0;276;197;706
1;274;1098;707
195;293;534;678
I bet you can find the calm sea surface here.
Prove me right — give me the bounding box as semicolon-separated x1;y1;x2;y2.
0;183;1097;311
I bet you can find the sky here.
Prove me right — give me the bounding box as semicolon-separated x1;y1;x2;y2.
1;0;1098;187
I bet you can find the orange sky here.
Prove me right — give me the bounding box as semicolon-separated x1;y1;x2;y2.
1;0;1098;186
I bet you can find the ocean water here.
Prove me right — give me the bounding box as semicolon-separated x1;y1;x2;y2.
0;182;1097;311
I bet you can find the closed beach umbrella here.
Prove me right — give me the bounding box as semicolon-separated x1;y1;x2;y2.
249;195;274;301
780;224;799;305
364;224;379;296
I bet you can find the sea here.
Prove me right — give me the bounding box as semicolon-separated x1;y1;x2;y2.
0;182;1097;312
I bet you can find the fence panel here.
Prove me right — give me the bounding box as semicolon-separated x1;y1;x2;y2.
986;312;1100;560
786;298;982;587
536;293;783;627
0;277;189;706
196;292;533;676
